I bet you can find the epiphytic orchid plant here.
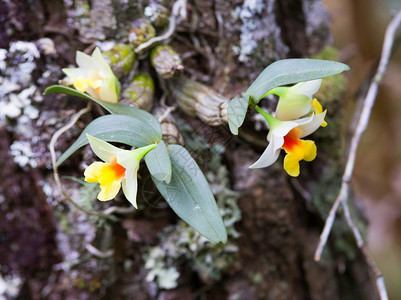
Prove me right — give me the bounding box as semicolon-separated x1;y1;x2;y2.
46;46;349;243
227;59;349;176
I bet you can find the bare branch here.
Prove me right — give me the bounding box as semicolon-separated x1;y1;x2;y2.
315;9;401;300
48;103;107;217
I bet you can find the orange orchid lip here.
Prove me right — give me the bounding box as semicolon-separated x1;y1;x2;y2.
281;128;302;153
106;156;126;181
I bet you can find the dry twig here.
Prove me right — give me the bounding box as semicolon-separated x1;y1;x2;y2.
314;9;401;300
49;103;137;218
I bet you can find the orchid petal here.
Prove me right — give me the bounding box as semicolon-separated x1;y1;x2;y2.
116;149;140;169
87;134;121;162
84;161;105;182
76;50;97;70
249;135;283;169
283;153;301;177
92;47;114;75
121;167;139;208
290;79;322;99
99;76;119;103
302;140;317;162
275;93;311;121
98;180;122;201
268;120;298;140
297;111;327;137
62;68;88;79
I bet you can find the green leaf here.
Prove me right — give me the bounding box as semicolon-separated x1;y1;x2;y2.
152;145;227;243
44;85;162;135
227;97;249;135
246;58;350;102
56;115;161;167
145;141;172;184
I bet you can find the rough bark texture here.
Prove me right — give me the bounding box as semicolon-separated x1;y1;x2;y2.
0;0;379;299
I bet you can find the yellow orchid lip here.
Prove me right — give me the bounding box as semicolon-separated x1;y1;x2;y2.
281;128;317;177
83;134;157;208
311;98;328;127
85;155;127;201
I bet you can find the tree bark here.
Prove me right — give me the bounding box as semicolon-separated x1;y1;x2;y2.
0;0;379;299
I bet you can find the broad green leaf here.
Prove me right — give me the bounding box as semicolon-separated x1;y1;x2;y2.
44;85;162;135
227;59;349;134
145;141;172;184
152;145;227;243
56;115;161;167
227;97;249;135
246;59;349;102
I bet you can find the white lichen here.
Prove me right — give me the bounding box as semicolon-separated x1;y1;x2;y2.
234;0;288;63
10;141;37;168
0;271;22;299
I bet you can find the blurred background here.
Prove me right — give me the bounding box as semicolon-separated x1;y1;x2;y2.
323;0;401;297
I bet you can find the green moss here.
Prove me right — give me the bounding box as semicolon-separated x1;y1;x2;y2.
102;44;135;78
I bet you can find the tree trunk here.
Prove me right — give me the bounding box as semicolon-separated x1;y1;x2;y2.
0;0;379;299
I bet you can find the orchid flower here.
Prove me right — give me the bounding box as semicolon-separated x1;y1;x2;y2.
62;48;120;103
249;107;327;177
268;79;327;126
84;134;156;208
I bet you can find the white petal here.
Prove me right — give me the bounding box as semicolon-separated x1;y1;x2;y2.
76;50;97;70
87;134;121;162
62;68;87;79
85;86;100;99
92;47;114;75
116;150;140;169
292;114;315;126
249;135;283;168
297;111;327;137
99;76;118;103
290;79;322;99
269;120;298;140
122;167;138;208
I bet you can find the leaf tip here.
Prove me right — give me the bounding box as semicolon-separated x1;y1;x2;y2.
228;120;239;135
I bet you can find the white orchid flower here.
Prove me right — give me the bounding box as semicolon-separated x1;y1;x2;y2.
62;47;120;103
84;135;156;208
250;108;327;177
268;79;327;126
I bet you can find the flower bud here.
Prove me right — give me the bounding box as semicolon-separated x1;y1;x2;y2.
102;44;135;79
150;45;183;79
121;73;155;111
171;78;229;126
153;106;185;146
144;2;169;27
129;18;156;48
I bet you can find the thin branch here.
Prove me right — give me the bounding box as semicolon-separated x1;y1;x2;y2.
49;103;108;217
86;244;114;258
49;104;141;218
314;9;401;300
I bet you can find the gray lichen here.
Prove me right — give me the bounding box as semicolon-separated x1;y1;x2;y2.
233;0;288;66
